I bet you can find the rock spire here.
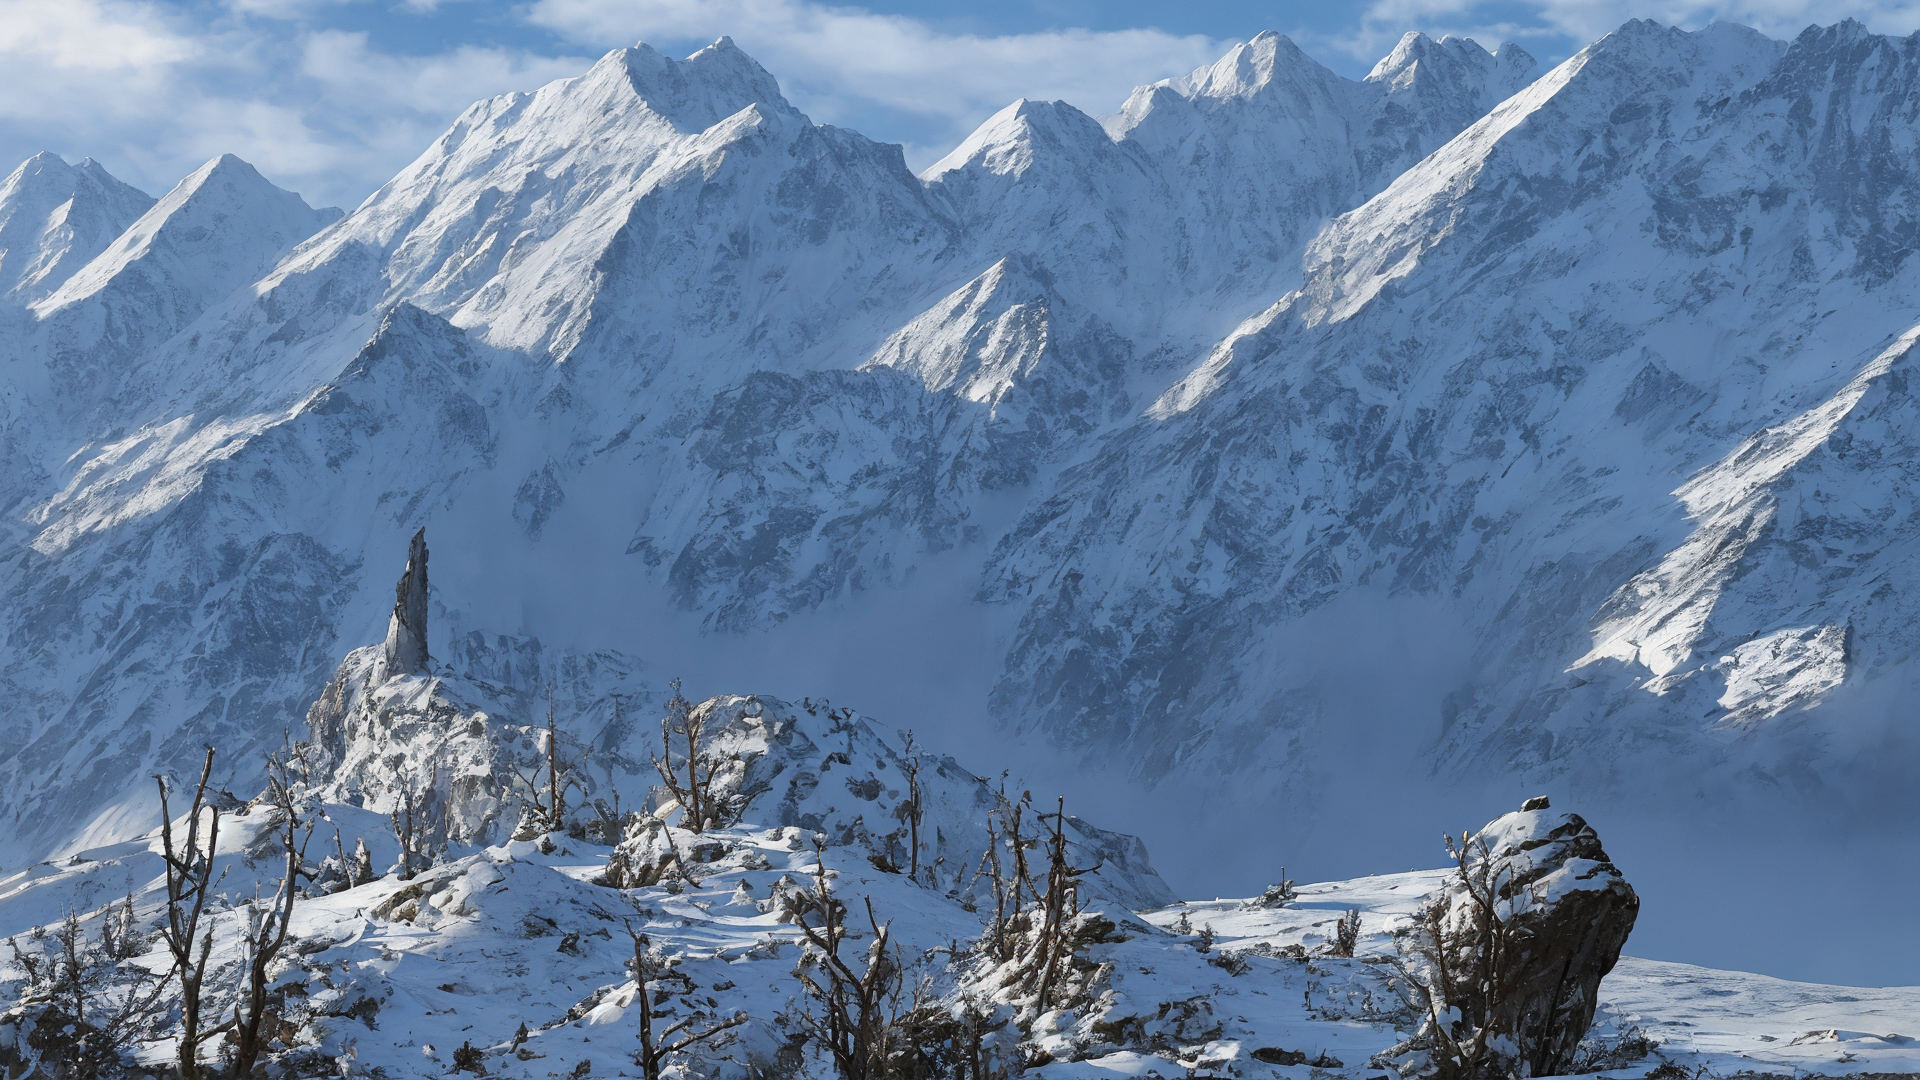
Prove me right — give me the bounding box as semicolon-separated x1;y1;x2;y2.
383;528;429;676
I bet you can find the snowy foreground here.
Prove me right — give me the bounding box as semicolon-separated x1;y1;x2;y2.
1;712;1912;1079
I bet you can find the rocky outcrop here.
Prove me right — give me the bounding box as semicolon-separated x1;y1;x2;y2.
383;528;429;677
1382;797;1639;1079
605;693;1179;911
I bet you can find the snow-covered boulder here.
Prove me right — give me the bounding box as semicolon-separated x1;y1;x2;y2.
1384;797;1638;1079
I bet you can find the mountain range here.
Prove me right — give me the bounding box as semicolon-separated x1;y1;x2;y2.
0;18;1916;983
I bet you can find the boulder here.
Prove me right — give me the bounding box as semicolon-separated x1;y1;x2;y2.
1382;797;1639;1079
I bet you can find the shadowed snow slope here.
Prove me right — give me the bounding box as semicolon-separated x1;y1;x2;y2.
0;19;1916;985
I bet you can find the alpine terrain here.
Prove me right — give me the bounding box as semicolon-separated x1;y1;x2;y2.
0;13;1913;1005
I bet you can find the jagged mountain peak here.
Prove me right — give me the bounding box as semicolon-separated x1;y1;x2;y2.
246;35;847;370
0;152;152;304
1365;31;1536;100
1105;30;1351;144
923;97;1114;180
864;253;1059;400
1178;29;1325;103
33;152;332;317
617;36;800;134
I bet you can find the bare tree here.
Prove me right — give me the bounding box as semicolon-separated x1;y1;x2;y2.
229;750;317;1080
652;681;733;833
1028;798;1100;1012
896;731;924;881
789;842;990;1080
620;925;746;1080
961;790;1109;1040
331;830;353;894
390;766;442;880
156;747;227;1080
546;688;565;831
969;789;1038;964
512;688;582;839
1385;830;1530;1080
790;842;906;1080
391;783;420;880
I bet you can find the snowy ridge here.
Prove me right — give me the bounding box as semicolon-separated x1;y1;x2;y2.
0;761;1911;1079
298;631;1173;912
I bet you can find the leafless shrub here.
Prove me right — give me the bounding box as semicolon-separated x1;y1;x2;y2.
786;842;1003;1080
603;816;692;889
962;793;1113;1036
452;1040;487;1074
1251;873;1297;908
512;688;583;840
790;843;905;1080
1570;1025;1659;1072
1323;909;1361;958
1208;950;1250;977
622;925;746;1080
156;747;228;1080
652;681;739;834
4;906;166;1079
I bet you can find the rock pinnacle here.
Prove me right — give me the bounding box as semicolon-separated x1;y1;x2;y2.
383;527;429;676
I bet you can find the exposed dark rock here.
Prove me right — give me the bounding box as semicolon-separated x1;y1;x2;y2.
1381;801;1639;1079
383;528;429;677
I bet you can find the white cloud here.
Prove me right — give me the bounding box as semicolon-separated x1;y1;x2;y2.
1306;0;1920;66
0;0;585;209
525;0;1230;168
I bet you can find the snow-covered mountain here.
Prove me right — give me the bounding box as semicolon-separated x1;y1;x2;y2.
0;18;1916;982
0;153;152;307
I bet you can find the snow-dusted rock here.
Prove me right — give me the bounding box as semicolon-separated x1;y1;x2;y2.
382;528;431;677
1384;798;1638;1079
304;640;658;853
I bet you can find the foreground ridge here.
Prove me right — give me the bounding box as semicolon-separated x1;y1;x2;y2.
0;614;1910;1078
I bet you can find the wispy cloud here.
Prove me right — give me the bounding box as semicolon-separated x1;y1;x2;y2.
0;0;585;208
524;0;1229;168
1304;0;1920;66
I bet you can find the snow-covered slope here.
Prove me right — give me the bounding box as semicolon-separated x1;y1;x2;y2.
0;17;1916;983
984;19;1920;814
0;755;1910;1080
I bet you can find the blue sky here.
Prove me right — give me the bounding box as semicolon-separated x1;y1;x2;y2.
3;0;1920;209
